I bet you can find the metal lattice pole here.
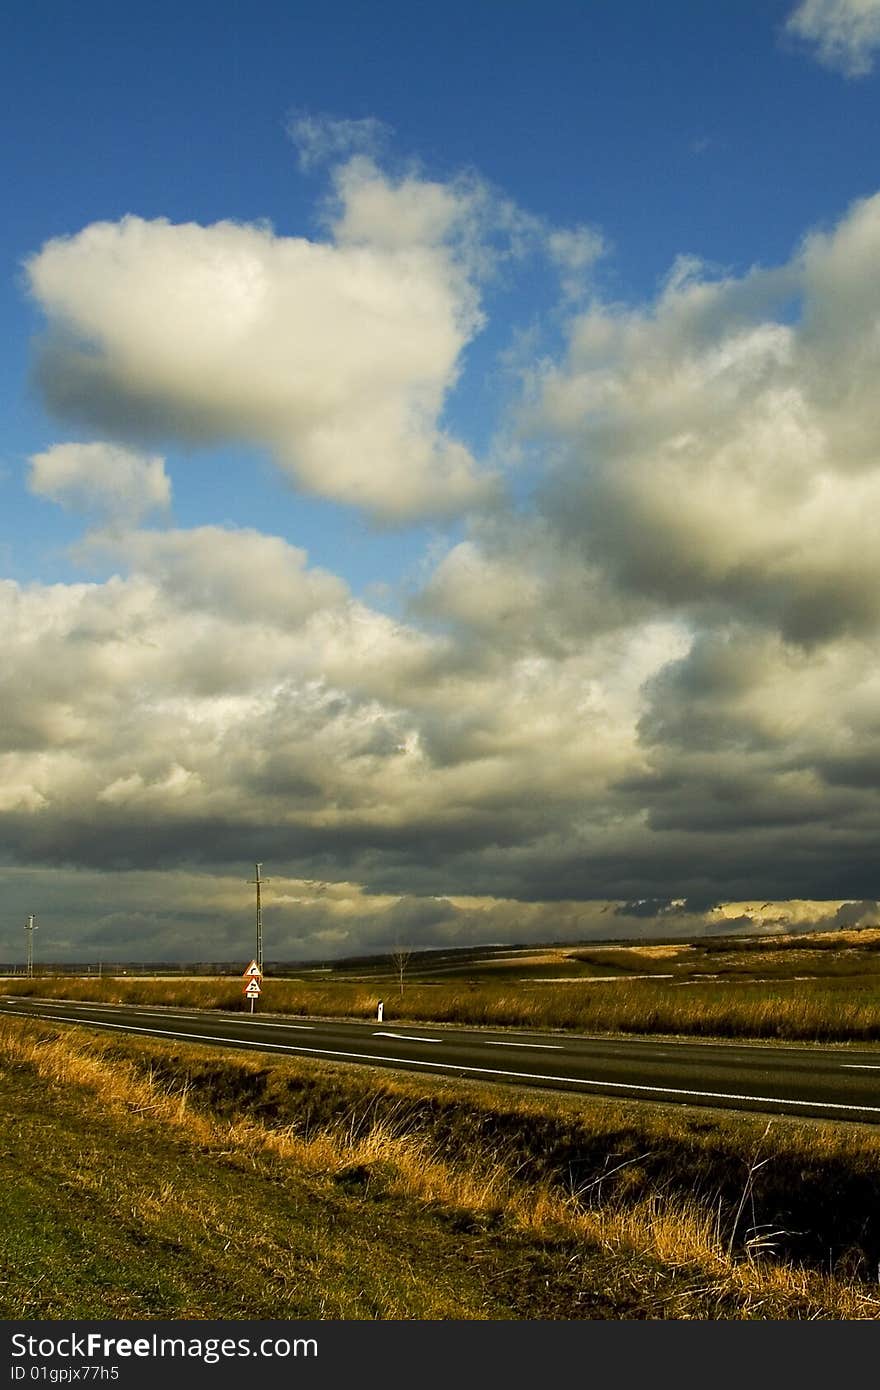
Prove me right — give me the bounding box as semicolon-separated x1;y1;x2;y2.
247;864;269;972
255;864;262;972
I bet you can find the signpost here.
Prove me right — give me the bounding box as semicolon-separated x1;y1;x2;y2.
242;959;263;1014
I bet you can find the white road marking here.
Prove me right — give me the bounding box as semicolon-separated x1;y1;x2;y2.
241;1020;315;1030
373;1031;442;1043
485;1040;563;1050
841;1063;880;1070
2;999;315;1029
3;1004;880;1115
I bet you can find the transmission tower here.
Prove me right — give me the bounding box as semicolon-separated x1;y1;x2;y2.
247;864;270;972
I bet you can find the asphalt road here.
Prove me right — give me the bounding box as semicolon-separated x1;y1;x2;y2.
3;994;880;1123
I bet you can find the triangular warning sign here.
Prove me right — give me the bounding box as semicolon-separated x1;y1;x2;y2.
244;979;261;996
242;960;263;978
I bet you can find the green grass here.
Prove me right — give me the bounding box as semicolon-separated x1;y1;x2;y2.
0;1032;578;1319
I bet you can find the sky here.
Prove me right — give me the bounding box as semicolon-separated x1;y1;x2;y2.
3;0;880;963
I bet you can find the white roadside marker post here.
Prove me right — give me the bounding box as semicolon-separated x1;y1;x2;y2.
377;999;384;1022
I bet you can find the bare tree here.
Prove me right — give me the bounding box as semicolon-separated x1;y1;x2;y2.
391;943;412;997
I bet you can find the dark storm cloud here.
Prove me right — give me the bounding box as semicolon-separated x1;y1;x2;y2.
831;900;880;928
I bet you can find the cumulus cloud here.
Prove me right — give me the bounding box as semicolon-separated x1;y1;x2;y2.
28;441;171;524
2;495;880;951
329;155;548;279
12;153;880;959
26;164;498;523
528;194;880;644
330;156;477;251
22;148;610;528
0;502;691;915
81;525;348;625
785;0;880;76
396;189;880;916
629;622;880;849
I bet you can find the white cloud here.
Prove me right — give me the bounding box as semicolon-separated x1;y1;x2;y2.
28;441;170;522
785;0;880;76
526;193;880;642
286;111;391;170
14;154;880;954
418;539;543;634
26;163;498;523
546;224;606;299
82;525;348;624
0;508;687;901
1;494;879;944
330;156;474;251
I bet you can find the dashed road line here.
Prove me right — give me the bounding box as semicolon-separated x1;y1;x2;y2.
4;1004;880;1116
373;1031;443;1043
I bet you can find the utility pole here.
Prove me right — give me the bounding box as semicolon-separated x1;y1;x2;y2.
247;863;269;973
25;915;36;978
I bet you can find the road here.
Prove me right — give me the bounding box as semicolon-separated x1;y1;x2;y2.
3;994;880;1123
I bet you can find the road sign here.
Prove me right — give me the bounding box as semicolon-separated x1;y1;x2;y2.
244;979;261;998
242;960;263;979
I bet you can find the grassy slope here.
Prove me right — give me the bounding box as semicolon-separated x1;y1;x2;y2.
2;1018;880;1319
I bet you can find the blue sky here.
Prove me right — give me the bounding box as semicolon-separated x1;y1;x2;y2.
4;1;880;961
5;0;877;590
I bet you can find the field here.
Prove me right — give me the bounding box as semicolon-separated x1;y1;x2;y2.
3;1014;880;1319
8;927;880;1042
4;928;880;1319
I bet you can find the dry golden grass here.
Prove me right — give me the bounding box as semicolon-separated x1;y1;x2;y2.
9;963;880;1041
2;1017;879;1318
476;951;572;968
783;929;880;949
608;944;691;959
